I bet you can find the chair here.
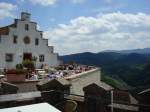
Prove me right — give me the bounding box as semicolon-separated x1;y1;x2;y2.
55;100;77;112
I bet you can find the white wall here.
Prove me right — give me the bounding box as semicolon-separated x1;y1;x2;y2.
0;16;59;69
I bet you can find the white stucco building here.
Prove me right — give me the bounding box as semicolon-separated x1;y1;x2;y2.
0;12;59;69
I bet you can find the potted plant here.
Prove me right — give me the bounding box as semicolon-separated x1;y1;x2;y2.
22;59;35;70
6;64;27;82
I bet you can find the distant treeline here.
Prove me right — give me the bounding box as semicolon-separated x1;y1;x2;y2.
60;52;150;88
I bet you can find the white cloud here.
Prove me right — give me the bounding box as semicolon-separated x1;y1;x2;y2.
0;10;14;20
18;0;85;6
0;2;16;19
0;2;16;10
45;12;150;55
29;0;57;6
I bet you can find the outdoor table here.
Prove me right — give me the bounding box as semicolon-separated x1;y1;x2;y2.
0;102;61;112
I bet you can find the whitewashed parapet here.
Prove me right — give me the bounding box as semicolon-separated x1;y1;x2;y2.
65;68;101;95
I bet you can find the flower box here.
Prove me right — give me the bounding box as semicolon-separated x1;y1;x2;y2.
6;69;27;83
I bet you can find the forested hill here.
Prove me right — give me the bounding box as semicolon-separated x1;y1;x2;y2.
60;52;150;89
103;48;150;54
61;52;150;66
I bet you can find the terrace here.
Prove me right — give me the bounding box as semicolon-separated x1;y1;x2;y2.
0;64;98;93
0;64;96;82
0;64;147;112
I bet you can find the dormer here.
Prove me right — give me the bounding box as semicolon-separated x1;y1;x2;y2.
21;12;31;21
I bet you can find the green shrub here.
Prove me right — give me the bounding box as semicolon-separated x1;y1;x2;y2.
22;59;35;70
16;64;23;70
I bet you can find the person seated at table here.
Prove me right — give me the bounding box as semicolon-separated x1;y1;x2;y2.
30;72;38;80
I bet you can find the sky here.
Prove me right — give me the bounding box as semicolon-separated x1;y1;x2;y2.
0;0;150;55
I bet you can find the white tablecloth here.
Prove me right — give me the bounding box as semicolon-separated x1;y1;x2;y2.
0;103;61;112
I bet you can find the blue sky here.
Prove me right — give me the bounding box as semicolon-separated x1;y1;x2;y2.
0;0;150;55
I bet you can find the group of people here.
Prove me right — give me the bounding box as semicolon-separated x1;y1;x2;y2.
25;64;95;80
57;64;93;73
47;64;94;79
48;71;64;79
26;71;38;80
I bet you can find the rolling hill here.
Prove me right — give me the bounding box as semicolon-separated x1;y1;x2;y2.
60;50;150;89
102;48;150;54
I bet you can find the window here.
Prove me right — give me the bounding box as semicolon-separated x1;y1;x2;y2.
39;55;44;62
13;35;17;44
23;36;30;44
35;38;39;45
6;54;13;62
25;24;29;30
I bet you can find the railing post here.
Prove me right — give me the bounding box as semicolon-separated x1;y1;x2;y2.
111;90;113;112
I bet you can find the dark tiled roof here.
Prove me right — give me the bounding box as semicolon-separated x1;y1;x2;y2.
0;24;16;35
38;78;70;86
113;90;138;104
37;78;71;91
83;82;113;92
109;90;139;111
0;26;9;35
113;90;131;103
0;82;18;94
